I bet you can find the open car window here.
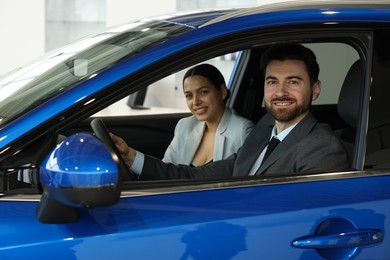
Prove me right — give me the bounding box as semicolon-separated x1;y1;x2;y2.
99;38;363;183
0;30;369;196
0;20;192;127
93;52;240;117
94;41;360;119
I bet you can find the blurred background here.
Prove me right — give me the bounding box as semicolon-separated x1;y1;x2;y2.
0;0;263;75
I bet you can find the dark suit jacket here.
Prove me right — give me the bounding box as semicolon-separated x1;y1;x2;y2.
140;113;349;180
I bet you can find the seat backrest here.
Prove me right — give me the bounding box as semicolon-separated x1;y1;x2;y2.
364;60;390;167
335;59;364;162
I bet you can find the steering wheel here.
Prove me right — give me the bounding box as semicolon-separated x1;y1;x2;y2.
90;118;134;181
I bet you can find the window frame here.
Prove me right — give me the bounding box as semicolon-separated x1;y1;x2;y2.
115;28;374;194
0;26;379;198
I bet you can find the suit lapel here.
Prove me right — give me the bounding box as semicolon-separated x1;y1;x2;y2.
181;121;205;164
214;108;231;160
256;113;317;175
234;114;273;176
214;135;226;161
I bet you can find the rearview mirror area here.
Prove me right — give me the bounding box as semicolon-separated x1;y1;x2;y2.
36;132;121;223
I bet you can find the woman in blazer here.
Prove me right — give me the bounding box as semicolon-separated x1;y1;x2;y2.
163;64;254;166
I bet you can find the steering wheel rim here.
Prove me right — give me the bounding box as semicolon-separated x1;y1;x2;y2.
90;118;134;181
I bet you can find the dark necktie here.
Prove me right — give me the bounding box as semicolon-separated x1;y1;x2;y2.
261;137;280;165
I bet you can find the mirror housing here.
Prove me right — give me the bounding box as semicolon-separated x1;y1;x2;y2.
36;132;121;223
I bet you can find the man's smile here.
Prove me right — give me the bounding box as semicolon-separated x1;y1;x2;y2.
272;98;295;107
273;101;294;106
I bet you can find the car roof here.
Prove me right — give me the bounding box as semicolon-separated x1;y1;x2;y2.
155;9;241;28
159;0;390;28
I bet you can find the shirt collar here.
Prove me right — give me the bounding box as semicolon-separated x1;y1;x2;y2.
270;123;298;142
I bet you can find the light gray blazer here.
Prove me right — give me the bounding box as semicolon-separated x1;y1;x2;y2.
162;107;254;165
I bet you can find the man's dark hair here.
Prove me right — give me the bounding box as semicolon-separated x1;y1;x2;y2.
260;44;320;86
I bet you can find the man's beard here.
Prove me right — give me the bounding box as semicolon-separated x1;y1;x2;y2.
265;97;311;122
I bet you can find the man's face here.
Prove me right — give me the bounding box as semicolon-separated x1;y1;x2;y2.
264;59;320;127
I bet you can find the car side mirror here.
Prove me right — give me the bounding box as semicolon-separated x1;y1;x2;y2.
36;132;121;224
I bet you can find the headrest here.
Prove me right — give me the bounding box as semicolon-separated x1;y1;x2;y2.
337;60;364;128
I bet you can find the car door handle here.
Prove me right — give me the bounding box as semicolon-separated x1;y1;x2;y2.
292;229;383;249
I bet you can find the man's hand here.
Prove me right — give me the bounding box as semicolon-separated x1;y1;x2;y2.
110;133;136;167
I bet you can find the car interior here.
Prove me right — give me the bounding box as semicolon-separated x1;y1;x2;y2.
1;37;369;195
69;41;362;175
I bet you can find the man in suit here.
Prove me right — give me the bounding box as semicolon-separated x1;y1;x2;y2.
111;44;349;180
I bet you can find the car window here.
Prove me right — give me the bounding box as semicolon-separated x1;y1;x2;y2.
232;42;360;125
0;20;192;127
93;52;240;117
95;42;359;118
0;32;371;196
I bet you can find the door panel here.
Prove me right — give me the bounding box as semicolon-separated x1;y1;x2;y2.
1;173;389;259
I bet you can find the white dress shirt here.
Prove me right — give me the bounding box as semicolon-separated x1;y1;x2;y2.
248;123;297;175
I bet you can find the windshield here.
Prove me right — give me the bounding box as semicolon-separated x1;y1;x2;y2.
0;20;192;127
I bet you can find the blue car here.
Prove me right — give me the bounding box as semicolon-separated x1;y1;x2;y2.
1;1;390;259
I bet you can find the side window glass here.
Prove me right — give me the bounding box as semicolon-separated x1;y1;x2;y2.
94;52;240;117
365;31;390;169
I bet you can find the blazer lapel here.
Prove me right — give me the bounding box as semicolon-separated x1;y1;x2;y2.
181;121;205;164
256;113;317;175
214;134;226;161
234;114;273;176
214;108;231;160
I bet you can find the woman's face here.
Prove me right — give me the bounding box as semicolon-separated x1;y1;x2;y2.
183;75;227;123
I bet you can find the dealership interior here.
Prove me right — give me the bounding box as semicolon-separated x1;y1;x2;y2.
1;0;271;111
0;0;263;76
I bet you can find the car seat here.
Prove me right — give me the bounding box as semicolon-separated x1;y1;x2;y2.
335;59;364;164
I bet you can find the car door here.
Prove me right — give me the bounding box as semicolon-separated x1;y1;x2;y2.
80;31;387;259
2;16;390;260
97;32;389;259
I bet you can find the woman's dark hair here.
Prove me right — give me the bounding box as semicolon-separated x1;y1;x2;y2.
183;63;231;102
259;44;320;86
